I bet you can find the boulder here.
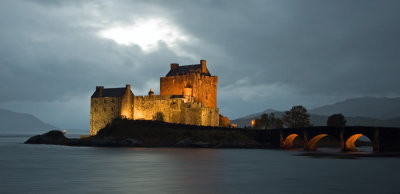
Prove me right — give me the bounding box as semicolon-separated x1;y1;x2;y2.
25;130;67;145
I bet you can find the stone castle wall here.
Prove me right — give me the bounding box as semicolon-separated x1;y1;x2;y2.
120;86;134;119
160;74;218;108
133;95;219;126
90;87;134;135
133;95;173;121
90;94;219;136
90;97;122;135
200;107;220;126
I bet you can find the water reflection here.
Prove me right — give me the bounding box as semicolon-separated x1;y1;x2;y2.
0;136;399;194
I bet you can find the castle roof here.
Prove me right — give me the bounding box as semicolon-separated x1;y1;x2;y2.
91;87;126;98
166;64;211;77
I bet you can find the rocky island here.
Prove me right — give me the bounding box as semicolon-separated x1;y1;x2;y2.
25;118;270;148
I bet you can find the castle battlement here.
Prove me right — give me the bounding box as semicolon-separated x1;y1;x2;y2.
89;60;221;135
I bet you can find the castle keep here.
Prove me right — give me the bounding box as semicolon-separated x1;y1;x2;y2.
90;60;220;135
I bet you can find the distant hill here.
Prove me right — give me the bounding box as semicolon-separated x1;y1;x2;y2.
0;108;57;134
231;97;400;128
309;97;400;119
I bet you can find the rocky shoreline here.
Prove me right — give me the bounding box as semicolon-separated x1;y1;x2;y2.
25;130;271;148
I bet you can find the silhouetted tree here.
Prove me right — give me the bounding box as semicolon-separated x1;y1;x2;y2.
153;112;164;121
327;114;346;126
282;105;311;128
253;113;284;129
253;118;262;128
271;116;284;129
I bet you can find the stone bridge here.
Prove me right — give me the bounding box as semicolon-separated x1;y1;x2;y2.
267;126;400;152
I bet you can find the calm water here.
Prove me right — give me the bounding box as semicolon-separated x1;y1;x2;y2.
1;135;400;194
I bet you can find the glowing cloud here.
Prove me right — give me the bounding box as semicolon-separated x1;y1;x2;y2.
99;18;190;53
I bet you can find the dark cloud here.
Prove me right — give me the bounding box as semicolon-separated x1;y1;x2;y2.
0;0;399;128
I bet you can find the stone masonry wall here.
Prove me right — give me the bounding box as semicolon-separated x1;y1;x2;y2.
133;95;174;121
90;97;121;135
133;95;219;126
120;88;134;119
160;74;218;108
90;94;219;136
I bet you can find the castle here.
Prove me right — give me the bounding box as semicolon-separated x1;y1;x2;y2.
90;60;223;135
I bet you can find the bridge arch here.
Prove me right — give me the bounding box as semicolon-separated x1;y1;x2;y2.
345;134;372;152
282;134;302;149
306;134;329;151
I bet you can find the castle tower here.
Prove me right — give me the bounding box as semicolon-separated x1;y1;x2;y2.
160;59;218;108
90;84;134;135
183;83;192;97
183;83;193;102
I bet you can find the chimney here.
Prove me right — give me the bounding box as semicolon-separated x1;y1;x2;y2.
200;59;207;73
126;84;131;91
96;86;104;97
148;88;154;97
170;63;179;70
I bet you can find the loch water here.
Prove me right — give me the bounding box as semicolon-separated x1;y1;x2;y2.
1;134;400;194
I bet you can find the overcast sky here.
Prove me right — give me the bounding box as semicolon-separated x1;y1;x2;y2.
1;0;399;129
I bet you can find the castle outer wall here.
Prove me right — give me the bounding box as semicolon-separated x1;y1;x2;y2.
133;95;219;127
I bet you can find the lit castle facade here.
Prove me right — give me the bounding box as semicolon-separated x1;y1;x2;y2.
90;60;221;135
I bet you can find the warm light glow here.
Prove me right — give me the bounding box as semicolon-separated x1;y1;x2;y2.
307;134;328;151
345;134;364;152
135;111;144;120
283;134;299;149
99;18;189;52
121;111;129;119
251;119;256;127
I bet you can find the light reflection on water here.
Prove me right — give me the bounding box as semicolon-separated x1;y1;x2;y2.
1;136;400;194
